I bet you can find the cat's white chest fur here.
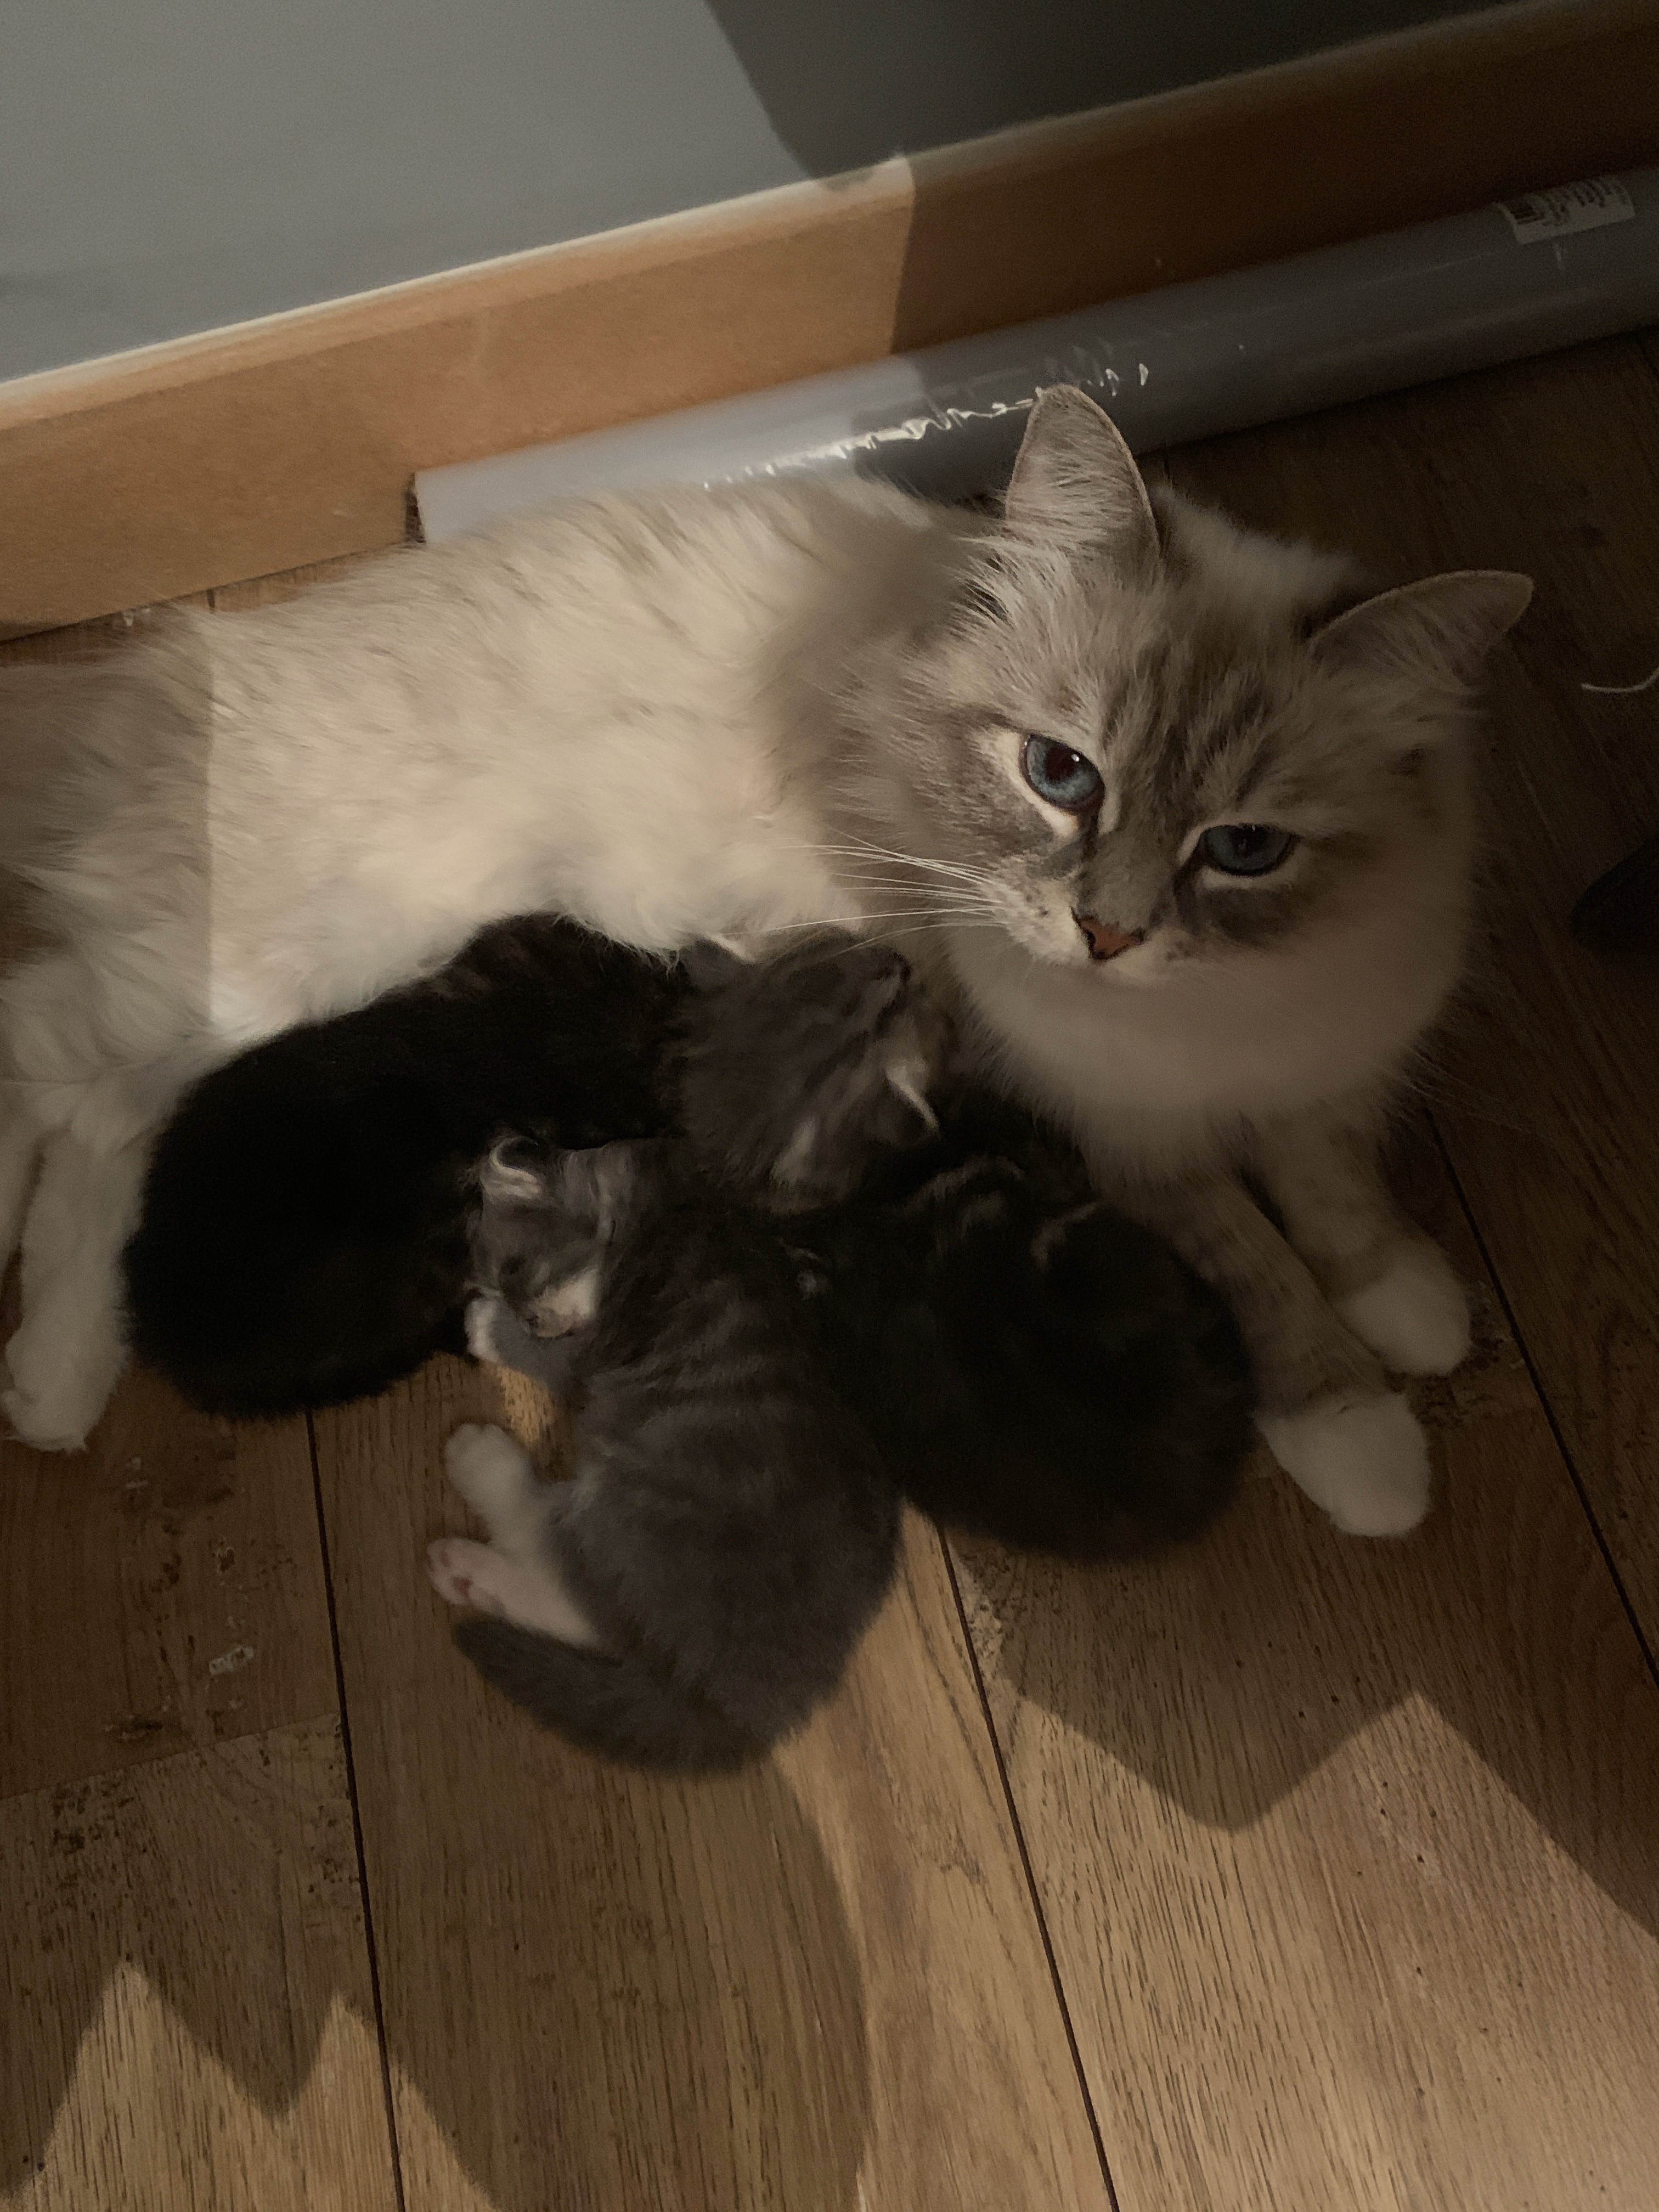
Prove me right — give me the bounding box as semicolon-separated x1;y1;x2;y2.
953;919;1458;1172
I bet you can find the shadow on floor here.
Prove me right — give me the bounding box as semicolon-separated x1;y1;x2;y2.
3;1722;870;2211
952;1268;1659;1950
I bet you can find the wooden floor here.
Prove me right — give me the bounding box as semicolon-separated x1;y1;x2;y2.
4;336;1659;2211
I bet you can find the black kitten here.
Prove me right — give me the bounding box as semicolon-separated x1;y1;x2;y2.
122;917;690;1417
430;1140;899;1773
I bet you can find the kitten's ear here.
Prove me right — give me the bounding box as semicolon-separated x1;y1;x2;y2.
555;1141;634;1226
680;937;753;990
479;1138;555;1206
1004;386;1159;575
1310;571;1533;691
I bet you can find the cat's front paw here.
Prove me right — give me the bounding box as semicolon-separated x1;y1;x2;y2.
445;1421;534;1517
2;1317;122;1452
1335;1242;1469;1376
1;1386;90;1454
1257;1392;1431;1538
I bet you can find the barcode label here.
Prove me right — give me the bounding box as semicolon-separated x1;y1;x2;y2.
1498;177;1635;242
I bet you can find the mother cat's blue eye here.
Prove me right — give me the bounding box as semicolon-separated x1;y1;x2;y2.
1022;737;1102;812
1199;824;1296;876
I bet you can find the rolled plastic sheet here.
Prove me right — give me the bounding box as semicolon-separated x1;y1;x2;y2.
417;170;1659;538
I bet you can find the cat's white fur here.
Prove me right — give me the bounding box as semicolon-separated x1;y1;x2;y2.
0;391;1527;1539
1335;1243;1471;1377
1255;1394;1430;1539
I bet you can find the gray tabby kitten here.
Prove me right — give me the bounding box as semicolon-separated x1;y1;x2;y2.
427;1141;900;1773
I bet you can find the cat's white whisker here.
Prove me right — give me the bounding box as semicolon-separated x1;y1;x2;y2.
772;906;1001;931
787;838;999;891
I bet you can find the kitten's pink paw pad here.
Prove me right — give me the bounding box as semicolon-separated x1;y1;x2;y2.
428;1537;489;1607
1337;1243;1469;1376
1257;1392;1431;1538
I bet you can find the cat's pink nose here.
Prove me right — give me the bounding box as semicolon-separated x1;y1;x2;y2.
1075;913;1144;962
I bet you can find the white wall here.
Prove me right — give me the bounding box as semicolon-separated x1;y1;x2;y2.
2;0;1506;381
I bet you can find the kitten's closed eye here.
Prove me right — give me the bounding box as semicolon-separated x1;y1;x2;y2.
1198;825;1296;877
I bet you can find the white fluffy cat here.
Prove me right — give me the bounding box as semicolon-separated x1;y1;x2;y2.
0;390;1527;1534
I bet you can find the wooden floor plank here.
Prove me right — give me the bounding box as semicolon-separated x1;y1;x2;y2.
958;1140;1659;2211
313;1355;1114;2212
1162;334;1659;1640
0;1373;337;1800
1;1717;399;2211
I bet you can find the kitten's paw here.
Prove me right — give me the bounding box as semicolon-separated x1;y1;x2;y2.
428;1534;597;1644
445;1422;534;1516
1257;1392;1431;1538
463;1296;503;1363
428;1537;506;1612
1336;1242;1469;1375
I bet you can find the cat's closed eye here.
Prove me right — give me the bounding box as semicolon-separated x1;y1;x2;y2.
1197;825;1296;877
1021;737;1102;814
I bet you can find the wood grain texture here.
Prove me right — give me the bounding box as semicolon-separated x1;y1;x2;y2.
0;1371;337;1801
957;1143;1659;2210
1;1717;398;2211
1161;336;1659;1639
6;0;1658;635
312;1353;1114;2212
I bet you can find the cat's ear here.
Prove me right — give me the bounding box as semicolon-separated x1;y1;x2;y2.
1309;571;1533;692
1004;386;1159;575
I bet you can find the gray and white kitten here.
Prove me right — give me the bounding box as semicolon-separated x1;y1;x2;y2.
429;1139;900;1774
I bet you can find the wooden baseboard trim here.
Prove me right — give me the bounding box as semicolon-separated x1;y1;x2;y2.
4;0;1657;636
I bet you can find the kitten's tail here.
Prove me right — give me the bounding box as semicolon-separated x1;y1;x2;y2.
453;1617;766;1774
